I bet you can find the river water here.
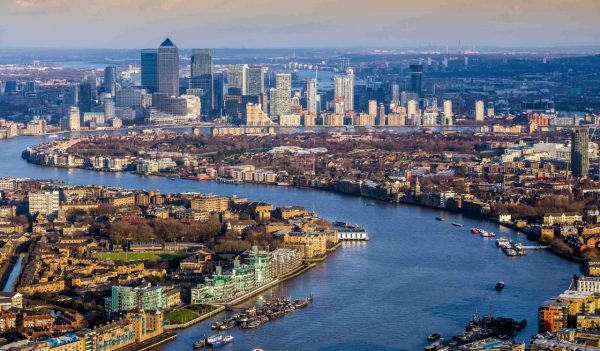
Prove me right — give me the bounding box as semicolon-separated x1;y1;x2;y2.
0;133;579;351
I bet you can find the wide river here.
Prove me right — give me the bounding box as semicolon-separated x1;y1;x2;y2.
0;133;579;351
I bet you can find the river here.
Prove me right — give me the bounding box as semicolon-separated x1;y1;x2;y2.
0;133;580;351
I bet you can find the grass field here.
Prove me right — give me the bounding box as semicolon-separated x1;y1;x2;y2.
164;309;199;324
94;252;183;262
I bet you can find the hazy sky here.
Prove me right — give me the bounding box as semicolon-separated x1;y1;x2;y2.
0;0;599;48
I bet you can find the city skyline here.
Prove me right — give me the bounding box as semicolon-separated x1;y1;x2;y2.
0;0;599;49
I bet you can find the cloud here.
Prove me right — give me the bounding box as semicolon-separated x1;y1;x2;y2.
13;0;65;9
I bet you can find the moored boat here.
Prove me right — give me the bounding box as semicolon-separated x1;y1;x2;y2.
495;281;505;291
435;217;444;221
206;334;234;347
452;223;463;227
471;228;480;234
427;333;442;341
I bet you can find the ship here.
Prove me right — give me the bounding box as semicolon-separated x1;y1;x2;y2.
206;334;234;347
427;333;442;341
452;223;463;227
435;217;444;221
333;221;369;241
495;281;505;291
471;228;480;234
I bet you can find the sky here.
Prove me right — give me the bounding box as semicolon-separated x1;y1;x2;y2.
0;0;599;49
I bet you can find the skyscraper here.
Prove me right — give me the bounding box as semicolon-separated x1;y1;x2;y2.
377;103;386;126
141;49;158;93
190;49;213;115
408;99;419;125
104;66;117;96
228;64;248;95
410;64;423;100
443;100;453;126
246;66;265;97
273;73;291;117
334;68;354;114
475;100;485;122
157;38;179;97
68;106;81;131
571;128;589;178
213;73;224;115
306;78;318;115
368;100;377;117
79;75;95;113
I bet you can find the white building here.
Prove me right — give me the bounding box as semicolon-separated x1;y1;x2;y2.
273;73;291;117
28;190;60;217
475;100;485;122
443;100;453;126
577;277;600;293
334;68;354;114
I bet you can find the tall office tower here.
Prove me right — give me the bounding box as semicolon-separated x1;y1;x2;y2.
410;64;423;100
334;68;354;114
64;84;79;106
68;106;81;131
246;66;265;97
571;128;589;178
28;190;60;217
141;49;158;92
269;88;278;117
157;38;179;97
487;103;495;118
4;81;17;93
391;84;400;105
377;103;386;126
79;75;95;113
26;81;37;93
368;100;377;117
213;73;224;115
306;78;318;115
408;99;419;125
104;66;117;96
443;100;453;126
475;100;485;122
190;49;213;115
228;64;248;95
274;73;291;117
104;98;115;120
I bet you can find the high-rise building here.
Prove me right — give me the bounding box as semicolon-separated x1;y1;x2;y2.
408;99;419;125
213;73;224;115
571;128;589;178
475;100;485;122
28;191;60;217
190;49;213;115
334;68;354;114
306;78;318;115
141;49;158;92
104;66;117;96
68;106;81;131
273;73;291;117
246;66;265;97
104;98;115;121
368;100;377;117
377;103;386;126
443;100;453;126
228;64;248;95
410;64;423;100
157;38;179;97
391;84;400;105
79;75;96;113
4;81;17;93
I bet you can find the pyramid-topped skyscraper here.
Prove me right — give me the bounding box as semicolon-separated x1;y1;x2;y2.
157;38;179;97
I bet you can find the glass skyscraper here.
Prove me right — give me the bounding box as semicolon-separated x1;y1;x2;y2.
571;128;589;178
410;64;423;99
190;49;213;116
104;66;117;96
246;66;264;96
157;38;179;97
141;49;158;93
